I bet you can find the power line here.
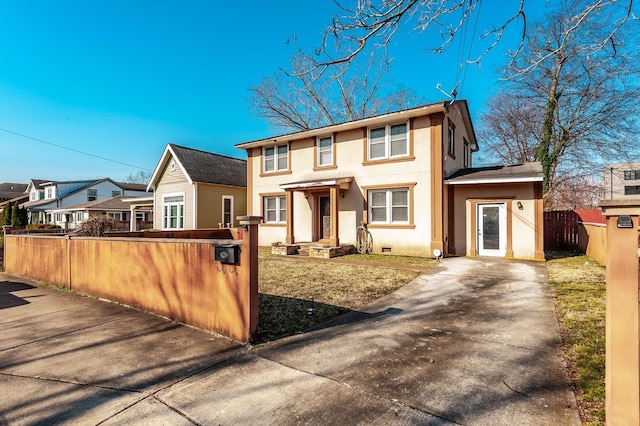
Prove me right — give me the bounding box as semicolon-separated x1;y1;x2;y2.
0;128;153;171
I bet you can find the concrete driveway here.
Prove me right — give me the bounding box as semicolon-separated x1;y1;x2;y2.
0;257;580;425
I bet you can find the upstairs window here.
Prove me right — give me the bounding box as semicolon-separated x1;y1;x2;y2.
264;144;288;173
87;189;97;201
317;136;333;167
448;119;456;157
264;195;286;223
625;185;640;195
624;170;640;180
368;122;408;161
45;187;55;199
222;196;233;227
112;191;121;197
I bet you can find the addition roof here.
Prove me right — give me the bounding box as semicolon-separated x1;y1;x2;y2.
445;162;543;185
148;144;247;190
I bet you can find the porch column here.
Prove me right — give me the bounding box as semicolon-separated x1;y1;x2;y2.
129;206;137;232
285;189;295;244
329;186;339;247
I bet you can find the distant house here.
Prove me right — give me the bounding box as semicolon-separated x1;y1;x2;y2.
603;162;640;200
22;178;151;226
0;183;28;202
236;100;544;259
147;144;247;230
45;195;153;230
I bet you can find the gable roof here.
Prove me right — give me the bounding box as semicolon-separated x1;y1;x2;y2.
235;99;478;152
445;162;543;185
148;144;247;190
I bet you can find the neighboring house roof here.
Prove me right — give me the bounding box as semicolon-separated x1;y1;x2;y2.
0;193;29;208
235;100;479;152
0;183;28;200
118;182;148;191
148;143;247;190
445;162;543;185
46;196;152;213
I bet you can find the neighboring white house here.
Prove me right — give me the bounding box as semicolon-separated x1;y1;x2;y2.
602;162;640;200
45;195;153;230
22;178;150;226
236;100;544;259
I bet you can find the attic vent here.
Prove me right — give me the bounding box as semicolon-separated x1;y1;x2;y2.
170;160;176;172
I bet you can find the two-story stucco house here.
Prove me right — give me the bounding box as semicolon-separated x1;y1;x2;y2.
147;144;247;230
236;100;544;259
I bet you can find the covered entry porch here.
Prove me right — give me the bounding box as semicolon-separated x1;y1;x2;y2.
275;176;356;257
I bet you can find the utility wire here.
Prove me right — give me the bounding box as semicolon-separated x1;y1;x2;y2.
0;127;153;171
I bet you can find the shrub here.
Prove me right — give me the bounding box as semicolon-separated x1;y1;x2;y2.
77;216;118;237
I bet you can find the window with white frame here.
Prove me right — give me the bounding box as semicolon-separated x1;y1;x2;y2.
263;144;288;173
317;136;333;167
369;188;409;224
107;212;126;221
75;212;84;222
163;194;185;229
624;170;640;180
45;187;55;199
55;213;65;222
368;122;408;160
448;119;456;156
264;195;286;223
136;212;147;221
88;189;97;201
222;196;233;226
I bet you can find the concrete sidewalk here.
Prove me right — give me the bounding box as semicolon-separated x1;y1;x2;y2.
0;257;581;425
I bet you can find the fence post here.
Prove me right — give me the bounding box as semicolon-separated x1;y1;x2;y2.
238;216;262;341
600;200;640;424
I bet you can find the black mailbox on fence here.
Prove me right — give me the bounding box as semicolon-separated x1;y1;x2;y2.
214;244;239;264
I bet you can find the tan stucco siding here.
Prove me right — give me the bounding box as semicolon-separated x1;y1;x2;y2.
444;107;473;177
196;184;247;229
452;182;539;259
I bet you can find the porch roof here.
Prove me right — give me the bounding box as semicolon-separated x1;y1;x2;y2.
280;177;354;191
445;162;543;185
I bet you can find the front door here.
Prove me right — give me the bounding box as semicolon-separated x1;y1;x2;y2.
477;203;506;257
319;196;331;240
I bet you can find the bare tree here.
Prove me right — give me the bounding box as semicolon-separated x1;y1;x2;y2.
300;0;632;76
249;52;421;132
551;175;602;209
125;170;152;185
478;0;639;208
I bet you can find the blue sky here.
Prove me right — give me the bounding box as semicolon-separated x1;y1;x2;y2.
0;0;535;183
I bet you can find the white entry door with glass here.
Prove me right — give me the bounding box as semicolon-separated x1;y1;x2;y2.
477;202;506;257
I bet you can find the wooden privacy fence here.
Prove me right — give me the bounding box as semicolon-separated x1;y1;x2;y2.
3;219;261;342
544;210;580;250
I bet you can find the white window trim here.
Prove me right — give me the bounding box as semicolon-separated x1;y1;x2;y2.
317;135;334;167
368;188;410;225
367;121;409;161
264;195;286;224
162;192;185;230
222;195;234;227
263;143;289;173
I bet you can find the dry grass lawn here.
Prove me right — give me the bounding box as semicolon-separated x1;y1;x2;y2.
547;252;606;425
257;247;435;343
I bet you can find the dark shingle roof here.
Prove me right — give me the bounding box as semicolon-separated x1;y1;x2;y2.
445;162;543;183
170;144;246;187
117;182;148;191
0;182;28;200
